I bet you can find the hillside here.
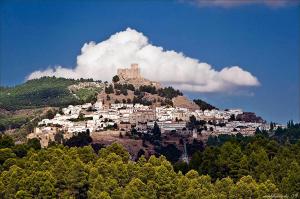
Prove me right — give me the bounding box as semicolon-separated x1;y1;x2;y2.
193;99;217;111
101;81;215;112
0;77;103;110
0;76;214;111
101;83;188;107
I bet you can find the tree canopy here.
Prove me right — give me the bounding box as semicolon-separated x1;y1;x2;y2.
0;142;282;198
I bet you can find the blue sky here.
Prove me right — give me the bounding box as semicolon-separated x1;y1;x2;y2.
0;0;299;123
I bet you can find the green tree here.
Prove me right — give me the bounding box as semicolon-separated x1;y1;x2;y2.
0;135;14;149
112;75;120;83
151;122;161;140
189;151;202;171
15;190;32;199
27;138;41;150
99;143;130;163
124;178;150;199
0;148;16;164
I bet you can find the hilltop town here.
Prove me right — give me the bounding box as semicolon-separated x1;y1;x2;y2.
26;64;279;159
1;3;299;197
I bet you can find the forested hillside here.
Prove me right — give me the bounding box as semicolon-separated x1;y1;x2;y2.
0;140;280;198
173;124;300;196
1;124;300;198
0;77;101;110
193;99;217;111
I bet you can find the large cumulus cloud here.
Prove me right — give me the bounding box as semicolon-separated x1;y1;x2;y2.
27;28;260;92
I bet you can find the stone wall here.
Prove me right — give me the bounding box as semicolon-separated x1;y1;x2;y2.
117;63;142;80
116;63;161;88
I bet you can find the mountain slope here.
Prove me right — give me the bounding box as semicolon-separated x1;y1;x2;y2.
193;99;218;111
0;77;102;110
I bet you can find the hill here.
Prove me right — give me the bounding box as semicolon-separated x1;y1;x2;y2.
193;99;217;111
0;77;103;110
0;75;214;111
101;82;188;107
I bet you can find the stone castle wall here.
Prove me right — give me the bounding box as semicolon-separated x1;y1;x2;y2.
117;63;161;88
117;63;141;80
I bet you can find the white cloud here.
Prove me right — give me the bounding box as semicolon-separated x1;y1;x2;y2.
185;0;299;8
27;28;260;92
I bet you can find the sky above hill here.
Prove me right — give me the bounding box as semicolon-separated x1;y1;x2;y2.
0;0;299;123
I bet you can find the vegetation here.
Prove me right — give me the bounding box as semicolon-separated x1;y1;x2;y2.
273;121;300;144
160;98;173;106
114;83;135;92
0;77;102;110
0;115;29;132
64;131;93;147
0;138;281;198
112;75;120;83
0;77;80;110
157;86;182;99
132;96;152;106
174;123;300;196
139;85;157;94
105;85;114;94
155;144;181;163
193;99;217;111
1;76;299;198
104;83;183;107
1;123;300;197
74;88;100;104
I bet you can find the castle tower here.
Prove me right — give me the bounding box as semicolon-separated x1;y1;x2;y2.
117;63;141;80
116;63;161;88
130;63;141;79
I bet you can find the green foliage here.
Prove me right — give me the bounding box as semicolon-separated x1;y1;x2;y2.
105;85;114;94
139;85;157;94
151;122;161;140
113;83;134;96
112;75;120;83
178;132;300;196
0;77;82;110
64;131;92;147
0;142;281;198
0;148;16;164
114;83;135;92
1;124;300;198
157;86;182;99
12;144;28;158
155;144;181;163
74;88;100;103
27;138;41;150
0;115;29;132
274;121;300;144
132;96;152;106
0;134;15;148
193;99;217;111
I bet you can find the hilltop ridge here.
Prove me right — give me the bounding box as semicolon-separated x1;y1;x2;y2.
0;65;212;111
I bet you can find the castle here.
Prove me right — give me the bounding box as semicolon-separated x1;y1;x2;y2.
116;64;160;88
117;63;142;80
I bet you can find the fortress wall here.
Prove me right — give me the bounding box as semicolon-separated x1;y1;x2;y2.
116;63;160;88
117;64;142;79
